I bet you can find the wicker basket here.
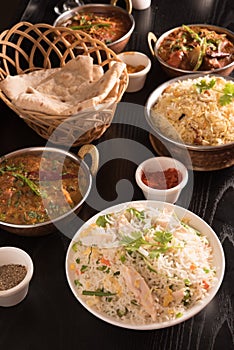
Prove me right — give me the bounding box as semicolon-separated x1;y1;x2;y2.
0;22;128;146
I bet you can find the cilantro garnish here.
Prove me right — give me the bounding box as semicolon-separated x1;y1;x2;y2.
153;231;173;245
120;230;173;257
194;78;216;93
120;231;144;251
96;214;112;227
126;207;145;221
219;82;234;106
195;79;234;106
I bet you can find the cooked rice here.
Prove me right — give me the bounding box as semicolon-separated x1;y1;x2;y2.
68;204;217;325
151;76;234;146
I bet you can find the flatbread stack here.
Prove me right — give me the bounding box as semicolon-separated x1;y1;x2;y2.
0;55;126;116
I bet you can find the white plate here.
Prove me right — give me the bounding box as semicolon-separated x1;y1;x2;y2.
65;200;225;330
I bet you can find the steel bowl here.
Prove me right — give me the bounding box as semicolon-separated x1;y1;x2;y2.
53;1;135;54
148;24;234;77
145;74;234;171
0;145;99;236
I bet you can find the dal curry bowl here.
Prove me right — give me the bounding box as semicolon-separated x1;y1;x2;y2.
53;1;135;54
0;145;99;236
145;74;234;171
148;24;234;77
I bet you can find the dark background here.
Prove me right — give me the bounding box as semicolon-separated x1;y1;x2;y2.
0;1;234;349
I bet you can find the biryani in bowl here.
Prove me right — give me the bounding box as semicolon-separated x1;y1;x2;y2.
145;74;234;171
66;201;225;330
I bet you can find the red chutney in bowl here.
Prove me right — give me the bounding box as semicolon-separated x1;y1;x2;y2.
141;168;182;190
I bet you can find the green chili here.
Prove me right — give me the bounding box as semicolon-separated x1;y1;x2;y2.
82;290;116;297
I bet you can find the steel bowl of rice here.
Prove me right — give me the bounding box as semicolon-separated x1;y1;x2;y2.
145;74;234;171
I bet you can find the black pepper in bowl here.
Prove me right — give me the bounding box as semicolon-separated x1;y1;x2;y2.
0;264;27;291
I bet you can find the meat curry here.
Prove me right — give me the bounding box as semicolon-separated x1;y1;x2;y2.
157;25;234;71
60;11;130;45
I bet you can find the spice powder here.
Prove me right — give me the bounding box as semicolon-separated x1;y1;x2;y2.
0;264;27;291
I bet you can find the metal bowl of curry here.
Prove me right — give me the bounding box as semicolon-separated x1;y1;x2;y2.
148;24;234;77
53;1;135;54
0;145;99;236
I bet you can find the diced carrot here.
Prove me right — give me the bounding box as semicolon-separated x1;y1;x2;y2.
202;280;209;290
100;257;111;266
190;263;197;270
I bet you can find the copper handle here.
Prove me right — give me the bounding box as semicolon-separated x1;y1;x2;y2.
110;0;132;14
148;32;157;57
77;144;99;176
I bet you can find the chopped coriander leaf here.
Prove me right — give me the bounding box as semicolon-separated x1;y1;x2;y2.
126;207;145;221
149;251;160;259
106;297;113;302
120;231;144;251
72;242;81;252
194;78;216;93
96;214;112;227
120;255;126;263
219;82;234;105
203;267;210;273
183;288;191;306
80;265;88;273
74;279;83;287
97;265;108;271
117;307;128;317
153;231;172;244
184;278;191;286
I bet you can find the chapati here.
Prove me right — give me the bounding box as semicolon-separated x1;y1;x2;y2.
0;55;126;115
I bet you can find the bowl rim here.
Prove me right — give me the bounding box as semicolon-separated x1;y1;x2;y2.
154;23;234;75
53;3;135;48
145;73;234;151
118;51;152;77
0;246;34;296
0;146;92;229
135;156;188;193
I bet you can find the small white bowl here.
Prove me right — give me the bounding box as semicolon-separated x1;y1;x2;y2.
0;247;34;307
135;156;188;203
118;51;151;92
